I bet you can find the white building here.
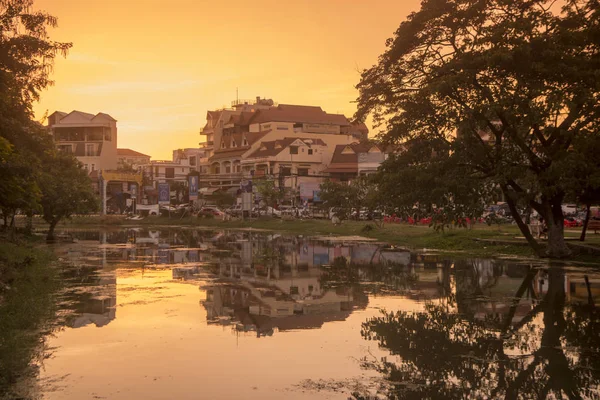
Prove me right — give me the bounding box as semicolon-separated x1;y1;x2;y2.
48;110;119;172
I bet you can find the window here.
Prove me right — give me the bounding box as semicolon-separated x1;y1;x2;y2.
189;157;196;166
277;125;288;131
181;168;184;172
221;141;226;149
290;286;299;295
281;167;291;176
226;165;231;173
242;138;248;146
91;164;95;171
298;168;309;176
155;166;159;175
58;144;72;153
165;168;175;178
289;146;298;155
86;144;95;156
308;149;313;155
263;124;271;130
231;140;237;148
84;164;89;171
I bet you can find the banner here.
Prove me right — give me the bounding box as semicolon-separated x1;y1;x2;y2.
313;190;321;202
189;176;198;200
240;179;253;193
158;182;170;205
100;171;143;185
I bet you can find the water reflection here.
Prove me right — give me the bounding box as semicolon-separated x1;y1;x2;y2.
358;261;600;399
38;227;600;399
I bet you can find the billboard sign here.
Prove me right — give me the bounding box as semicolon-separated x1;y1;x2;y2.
240;179;253;193
313;190;321;202
189;176;199;200
158;182;170;205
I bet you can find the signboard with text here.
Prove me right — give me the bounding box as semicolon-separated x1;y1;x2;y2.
158;183;170;205
189;176;198;200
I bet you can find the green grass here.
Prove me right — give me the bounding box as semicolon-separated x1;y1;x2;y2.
0;240;62;399
42;215;600;260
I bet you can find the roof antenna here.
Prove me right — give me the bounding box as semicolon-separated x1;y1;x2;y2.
236;87;239;103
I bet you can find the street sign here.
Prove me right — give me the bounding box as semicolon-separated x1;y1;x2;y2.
131;185;137;199
189;176;198;200
158;182;170;205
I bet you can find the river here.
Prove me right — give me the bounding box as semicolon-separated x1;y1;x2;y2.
4;227;600;399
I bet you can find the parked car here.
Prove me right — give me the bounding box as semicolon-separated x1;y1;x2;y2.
226;205;243;217
562;204;578;216
199;206;225;217
253;206;281;217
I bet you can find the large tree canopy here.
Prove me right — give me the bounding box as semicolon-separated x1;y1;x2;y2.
0;1;97;238
356;0;600;258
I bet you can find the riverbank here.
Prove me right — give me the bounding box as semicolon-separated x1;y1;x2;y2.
0;237;62;399
42;215;600;261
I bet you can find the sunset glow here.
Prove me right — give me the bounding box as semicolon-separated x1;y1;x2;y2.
32;0;420;160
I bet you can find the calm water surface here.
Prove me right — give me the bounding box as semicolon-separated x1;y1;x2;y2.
24;228;600;398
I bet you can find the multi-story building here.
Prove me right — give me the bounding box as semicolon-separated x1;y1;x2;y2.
141;155;192;190
48;110;119;172
172;148;208;173
198;99;369;202
117;148;150;170
325;142;387;181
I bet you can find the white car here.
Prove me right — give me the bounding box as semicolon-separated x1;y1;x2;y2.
562;204;577;215
253;206;281;217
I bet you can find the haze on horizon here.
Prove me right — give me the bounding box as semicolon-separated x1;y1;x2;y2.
33;0;420;160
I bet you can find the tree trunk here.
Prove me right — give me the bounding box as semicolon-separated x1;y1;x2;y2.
46;219;59;242
545;197;571;258
580;202;591;242
25;211;33;235
501;185;542;256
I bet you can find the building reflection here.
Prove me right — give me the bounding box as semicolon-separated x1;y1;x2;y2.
53;228;600;341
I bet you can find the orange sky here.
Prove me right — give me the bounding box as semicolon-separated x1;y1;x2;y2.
33;0;420;160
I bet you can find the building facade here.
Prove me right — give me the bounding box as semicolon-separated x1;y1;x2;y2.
48;110;119;172
198;98;369;201
117;148;151;170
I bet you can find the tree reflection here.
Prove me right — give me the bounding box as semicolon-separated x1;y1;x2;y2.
357;266;600;399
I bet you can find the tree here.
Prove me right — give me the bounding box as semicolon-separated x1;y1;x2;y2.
170;181;187;204
39;150;98;241
355;0;600;258
373;137;494;229
0;0;72;235
319;176;377;220
0;136;41;230
255;179;283;213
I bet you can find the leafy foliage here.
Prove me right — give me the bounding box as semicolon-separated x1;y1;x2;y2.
39;150;98;240
319;176;378;219
255;179;283;208
355;0;600;258
0;0;98;239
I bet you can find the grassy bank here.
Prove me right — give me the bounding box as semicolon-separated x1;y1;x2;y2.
0;239;62;399
48;215;600;260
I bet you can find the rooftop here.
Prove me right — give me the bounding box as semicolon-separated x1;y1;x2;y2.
248;104;351;126
117;148;150;157
49;110;117;126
